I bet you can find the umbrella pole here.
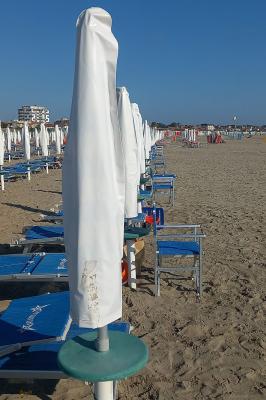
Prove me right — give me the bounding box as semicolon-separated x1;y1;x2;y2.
45;157;49;174
94;326;114;400
0;166;4;191
127;240;136;290
27;162;31;181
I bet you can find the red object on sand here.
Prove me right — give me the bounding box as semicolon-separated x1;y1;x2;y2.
121;259;128;284
145;215;160;225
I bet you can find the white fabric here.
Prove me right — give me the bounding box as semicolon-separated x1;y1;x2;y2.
17;130;21;144
13;129;17;144
35;128;40;149
46;128;50;146
55;124;61;154
63;7;125;329
39;123;48;157
131;103;145;175
6;128;11;152
60;128;64;145
23;123;31;161
117;87;138;218
0;123;4;166
143;120;151;160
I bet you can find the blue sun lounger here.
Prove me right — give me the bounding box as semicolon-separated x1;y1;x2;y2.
0;253;68;282
0;291;71;358
0;291;129;379
0;322;130;379
16;226;65;253
18;223;151;253
42;211;144;224
41;210;64;223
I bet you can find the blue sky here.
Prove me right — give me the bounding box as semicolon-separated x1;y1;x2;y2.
0;0;265;124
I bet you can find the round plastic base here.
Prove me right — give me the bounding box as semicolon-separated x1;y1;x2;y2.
57;331;148;382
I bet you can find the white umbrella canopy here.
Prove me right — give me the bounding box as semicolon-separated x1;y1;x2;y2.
13;129;17;145
117;87;138;218
132;103;145;175
46;127;50;146
51;129;56;143
55;124;61;154
6;127;11;152
34;128;40;149
17;129;21;144
39;123;48;157
23;122;31;161
60;128;64;145
63;7;125;328
143;120;152;160
0;123;4;166
0;123;5;190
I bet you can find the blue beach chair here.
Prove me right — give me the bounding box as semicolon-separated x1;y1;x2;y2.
152;206;206;298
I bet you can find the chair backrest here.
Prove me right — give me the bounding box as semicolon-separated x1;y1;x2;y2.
142;205;164;235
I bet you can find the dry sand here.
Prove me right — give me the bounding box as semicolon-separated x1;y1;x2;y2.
0;137;265;399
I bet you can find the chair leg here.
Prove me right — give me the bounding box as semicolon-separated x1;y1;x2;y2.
154;252;161;296
199;244;203;297
154;251;158;296
157;256;162;296
157;271;160;296
172;184;175;206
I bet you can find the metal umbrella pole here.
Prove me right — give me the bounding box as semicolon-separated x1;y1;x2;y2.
0;166;4;191
94;326;113;400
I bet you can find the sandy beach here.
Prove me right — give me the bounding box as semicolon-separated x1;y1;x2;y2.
0;136;265;399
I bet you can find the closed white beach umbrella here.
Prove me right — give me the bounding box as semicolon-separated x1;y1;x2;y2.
34;128;40;149
131;103;145;178
23;122;31;161
60;128;64;145
143;120;151;160
52;129;56;143
117;87;138;218
0;123;5;190
55;124;61;154
6;127;11;153
46;127;50;146
13;129;17;145
63;7;125;331
6;127;11;162
17;129;21;144
39;123;48;157
23;122;31;180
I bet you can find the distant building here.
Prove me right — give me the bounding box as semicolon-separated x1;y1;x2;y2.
54;117;69;127
18;105;49;122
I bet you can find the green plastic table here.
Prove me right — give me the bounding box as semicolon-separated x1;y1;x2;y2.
57;331;149;382
137;195;145;202
124;226;150;241
139;177;150;185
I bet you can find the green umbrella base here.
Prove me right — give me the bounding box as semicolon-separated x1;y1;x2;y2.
57;331;149;382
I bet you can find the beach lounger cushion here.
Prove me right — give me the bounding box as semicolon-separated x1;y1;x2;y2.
157;240;200;256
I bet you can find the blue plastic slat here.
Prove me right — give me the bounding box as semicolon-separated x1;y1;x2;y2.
25;226;64;240
33;254;68;276
0;255;33;276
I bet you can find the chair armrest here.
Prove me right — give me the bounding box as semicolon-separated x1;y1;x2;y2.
157;233;206;239
157;224;201;229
